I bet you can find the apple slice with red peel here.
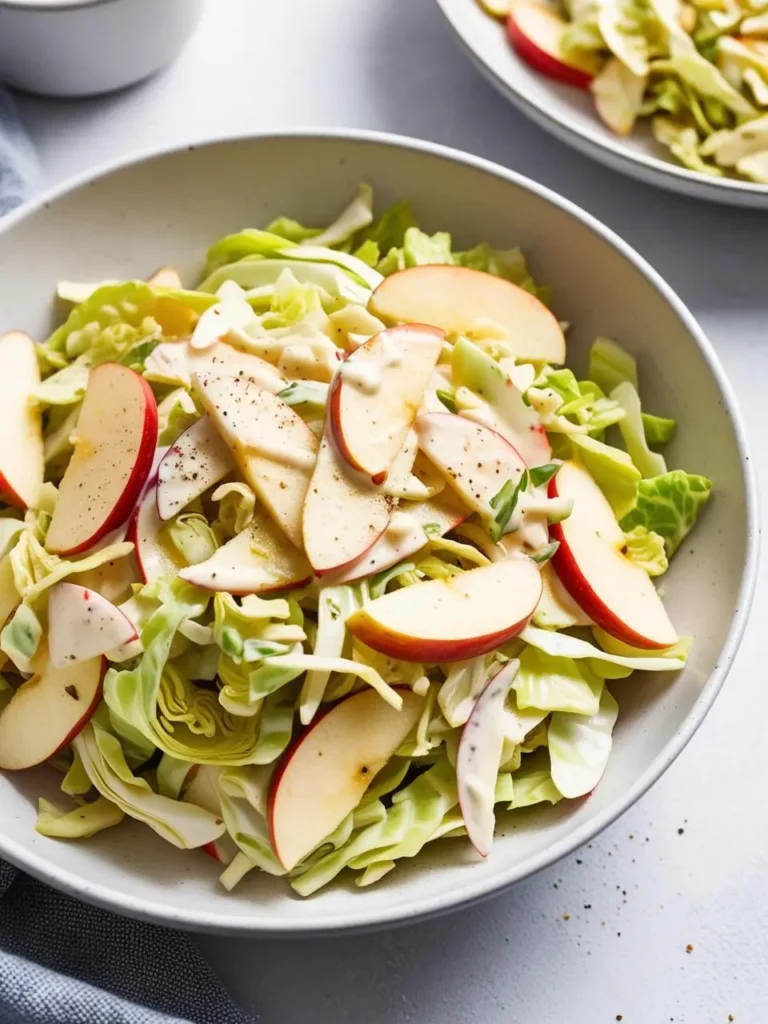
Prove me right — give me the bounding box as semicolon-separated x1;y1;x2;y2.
415;412;528;518
268;687;424;870
348;558;542;663
182;765;238;866
329;324;444;484
549;461;678;649
370;265;566;364
507;1;599;90
47;582;137;668
330;491;467;585
457;659;520;857
194;373;318;548
156;415;235;521
180;513;313;595
302;435;396;576
146;265;183;290
0;331;44;510
127;473;183;584
46;363;158;556
0;655;106;770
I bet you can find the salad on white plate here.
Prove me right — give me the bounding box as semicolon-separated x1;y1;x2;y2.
0;185;711;896
479;0;768;183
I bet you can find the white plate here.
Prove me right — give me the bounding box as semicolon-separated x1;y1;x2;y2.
436;0;768;207
0;131;757;934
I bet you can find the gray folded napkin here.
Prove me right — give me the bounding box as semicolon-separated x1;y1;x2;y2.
0;89;254;1024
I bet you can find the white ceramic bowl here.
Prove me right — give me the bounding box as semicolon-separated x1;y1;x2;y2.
436;0;768;208
0;132;757;934
0;0;204;97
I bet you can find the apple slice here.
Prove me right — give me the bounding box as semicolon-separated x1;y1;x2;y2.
146;265;183;290
127;474;183;584
329;324;443;484
370;265;565;364
329;491;467;585
0;655;106;770
452;337;550;466
415;412;528;518
156;415;235;521
268;687;423;870
347;557;542;662
457;659;519;857
549;461;677;649
302;435;395;576
46;363;158;556
47;582;137;668
507;1;599;90
72;553;138;605
145;339;283;391
194;373;318;548
0;332;44;510
182;765;238;865
180;513;313;595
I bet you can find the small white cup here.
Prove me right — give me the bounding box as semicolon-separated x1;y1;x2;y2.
0;0;204;97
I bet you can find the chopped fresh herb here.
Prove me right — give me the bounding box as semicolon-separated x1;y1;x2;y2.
489;470;529;541
326;598;342;620
277;381;328;409
530;541;560;565
436;389;457;414
422;522;441;537
529;463;560;487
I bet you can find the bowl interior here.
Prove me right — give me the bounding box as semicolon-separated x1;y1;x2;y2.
0;134;753;933
436;0;768;207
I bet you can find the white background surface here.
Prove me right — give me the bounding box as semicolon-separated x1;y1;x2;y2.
13;0;767;1021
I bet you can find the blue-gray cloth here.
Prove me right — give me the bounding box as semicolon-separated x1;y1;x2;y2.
0;90;254;1024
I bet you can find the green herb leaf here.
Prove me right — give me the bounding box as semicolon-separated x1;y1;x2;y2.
422;523;441;537
489;470;529;542
530;541;560;565
436;389;457;414
529;463;560;487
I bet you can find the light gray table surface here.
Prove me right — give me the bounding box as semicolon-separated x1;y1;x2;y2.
13;0;767;1021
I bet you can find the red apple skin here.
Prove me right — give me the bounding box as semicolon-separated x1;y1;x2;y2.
348;609;538;664
51;366;159;556
328;368;388;486
548;475;669;650
507;9;594;90
0;475;28;511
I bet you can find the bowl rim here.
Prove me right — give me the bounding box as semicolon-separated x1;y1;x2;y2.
0;0;117;10
435;0;768;206
0;128;758;935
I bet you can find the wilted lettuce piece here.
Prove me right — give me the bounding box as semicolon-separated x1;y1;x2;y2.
9;532;134;604
403;228;453;267
520;624;687;670
508;750;563;809
514;647;603;715
302;183;374;249
620;470;712;555
699;112;768;164
263;217;321;244
647;0;697;55
549;687;619;798
165;513;218;566
612;381;667;477
204;229;291;276
592;626;692;662
157;389;199;446
652;53;756;118
588;338;638;394
597;0;650;76
218;765;286;876
642;412;676;446
624;525;669;575
570;434;641;519
737;149;768;182
1;603;42;671
74;720;225;849
35;795;124;839
359;199;418;254
591;58;648;136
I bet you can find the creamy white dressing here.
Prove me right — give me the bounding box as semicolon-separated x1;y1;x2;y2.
385;511;421;539
190;296;257;351
339;336;404;395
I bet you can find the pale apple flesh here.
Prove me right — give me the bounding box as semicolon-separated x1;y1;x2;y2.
0;331;44;510
46;363;158;556
415;412;529;518
156;415;235;521
0;655;106;770
302;434;396;576
507;1;598;90
180;513;313;595
549;461;678;649
145;339;283;391
194;373;318;548
127;475;184;584
146;265;183;290
47;582;137;668
329;324;444;483
328;490;467;585
182;765;238;866
347;558;542;662
457;660;519;858
369;265;566;364
268;688;424;871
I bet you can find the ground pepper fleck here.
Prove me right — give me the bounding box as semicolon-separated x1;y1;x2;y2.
686;943;694;953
